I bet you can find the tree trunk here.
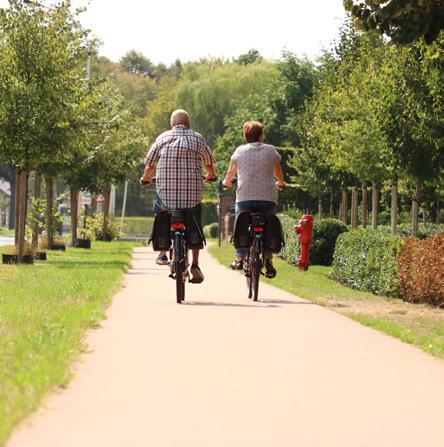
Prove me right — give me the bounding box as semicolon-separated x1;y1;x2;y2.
351;185;358;229
371;181;379;230
411;180;421;238
318;192;323;221
14;167;20;245
391;177;398;235
329;188;334;217
341;187;348;225
32;173;42;248
45;177;54;248
17;167;28;262
9;169;16;230
102;189;111;240
361;183;368;228
70;188;79;246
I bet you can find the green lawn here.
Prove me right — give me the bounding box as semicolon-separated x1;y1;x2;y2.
0;228;14;237
209;242;444;360
0;241;137;445
120;216;154;237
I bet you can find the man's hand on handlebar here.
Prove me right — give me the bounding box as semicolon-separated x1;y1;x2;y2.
140;176;154;186
204;174;218;183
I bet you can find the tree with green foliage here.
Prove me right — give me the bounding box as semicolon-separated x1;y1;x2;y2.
214;53;317;175
344;0;444;44
0;0;88;259
176;59;277;146
236;49;263;65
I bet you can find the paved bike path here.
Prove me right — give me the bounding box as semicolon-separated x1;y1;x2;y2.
8;246;444;447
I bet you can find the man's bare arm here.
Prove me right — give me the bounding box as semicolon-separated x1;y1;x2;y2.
140;164;156;184
204;164;217;181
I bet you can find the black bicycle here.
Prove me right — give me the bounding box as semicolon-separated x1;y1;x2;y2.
244;213;266;301
169;209;188;303
143;177;216;304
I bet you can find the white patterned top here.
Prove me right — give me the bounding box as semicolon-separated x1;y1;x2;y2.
231;142;281;203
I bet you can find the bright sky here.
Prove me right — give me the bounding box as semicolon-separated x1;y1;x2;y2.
0;0;347;64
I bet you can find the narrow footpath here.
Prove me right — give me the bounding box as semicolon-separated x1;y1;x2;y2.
8;246;444;447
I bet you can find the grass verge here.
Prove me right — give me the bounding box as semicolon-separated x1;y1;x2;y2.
209;242;444;360
0;241;137;445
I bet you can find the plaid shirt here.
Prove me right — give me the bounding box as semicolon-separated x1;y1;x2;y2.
144;125;215;209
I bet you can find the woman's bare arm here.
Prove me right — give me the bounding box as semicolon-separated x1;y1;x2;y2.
222;161;237;188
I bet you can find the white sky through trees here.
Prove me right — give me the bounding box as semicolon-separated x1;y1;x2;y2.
0;0;347;63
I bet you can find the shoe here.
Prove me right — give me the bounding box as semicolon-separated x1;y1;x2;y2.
230;259;244;270
265;259;276;278
155;254;169;265
190;264;204;283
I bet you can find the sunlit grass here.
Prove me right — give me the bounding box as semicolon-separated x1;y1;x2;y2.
0;241;137;445
209;242;444;360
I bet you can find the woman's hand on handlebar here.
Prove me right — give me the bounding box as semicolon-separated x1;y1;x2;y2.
222;177;232;189
276;181;286;191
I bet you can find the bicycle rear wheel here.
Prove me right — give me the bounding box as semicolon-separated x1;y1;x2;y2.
174;233;185;304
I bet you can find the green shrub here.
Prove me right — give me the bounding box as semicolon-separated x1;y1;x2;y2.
279;214;299;265
202;200;217;226
332;229;403;296
203;222;219;239
398;235;444;306
280;216;348;266
85;213;122;241
311;219;348;265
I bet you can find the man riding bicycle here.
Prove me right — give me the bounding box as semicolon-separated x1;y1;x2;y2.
222;120;285;278
141;109;217;283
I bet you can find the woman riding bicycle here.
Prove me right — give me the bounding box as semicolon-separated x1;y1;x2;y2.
222;121;285;278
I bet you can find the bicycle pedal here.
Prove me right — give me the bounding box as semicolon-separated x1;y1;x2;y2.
168;273;176;280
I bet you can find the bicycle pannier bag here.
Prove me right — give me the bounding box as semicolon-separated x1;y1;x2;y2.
185;209;205;249
264;214;284;253
232;210;251;249
149;211;171;251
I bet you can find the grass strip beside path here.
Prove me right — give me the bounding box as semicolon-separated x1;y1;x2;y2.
209;242;444;360
0;241;137;445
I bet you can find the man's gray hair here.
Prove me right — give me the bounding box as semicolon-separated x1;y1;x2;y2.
170;109;190;127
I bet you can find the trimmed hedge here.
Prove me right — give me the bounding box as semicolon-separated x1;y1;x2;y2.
332;229;403;297
203;222;219;239
280;215;348;266
398;235;444;306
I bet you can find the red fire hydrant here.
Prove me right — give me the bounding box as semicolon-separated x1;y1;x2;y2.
295;214;314;271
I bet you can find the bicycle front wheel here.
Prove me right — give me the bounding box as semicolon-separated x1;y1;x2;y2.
249;239;262;302
174;233;185;304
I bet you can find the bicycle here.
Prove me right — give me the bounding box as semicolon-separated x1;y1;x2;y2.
244;212;266;301
143;177;216;304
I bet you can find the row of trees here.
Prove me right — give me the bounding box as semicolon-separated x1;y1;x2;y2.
0;0;145;261
294;21;442;235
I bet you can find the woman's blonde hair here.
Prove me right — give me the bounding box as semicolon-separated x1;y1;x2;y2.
243;121;264;143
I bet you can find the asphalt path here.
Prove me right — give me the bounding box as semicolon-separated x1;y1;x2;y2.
8;246;444;447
